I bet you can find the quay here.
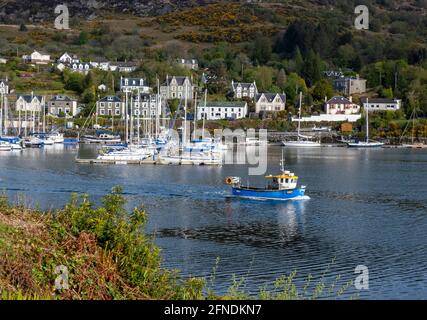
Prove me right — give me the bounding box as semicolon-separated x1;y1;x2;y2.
75;158;157;165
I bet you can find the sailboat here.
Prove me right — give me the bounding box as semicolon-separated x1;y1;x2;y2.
282;92;321;147
96;90;156;163
400;107;427;149
159;85;222;166
347;98;384;148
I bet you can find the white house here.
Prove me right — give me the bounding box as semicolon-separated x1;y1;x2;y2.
98;84;107;92
71;62;91;73
132;93;162;117
361;98;401;112
90;61;110;71
255;93;286;113
15;95;45;112
48;95;78;116
118;63;138;73
96;96;125;117
160;75;194;101
0;57;7;64
325;96;360;115
58;52;79;64
120;77;150;94
197;101;247;120
22;51;50;64
176;59;198;70
0;78;9;95
231;80;258;99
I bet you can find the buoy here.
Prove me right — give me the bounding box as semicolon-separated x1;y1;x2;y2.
225;177;233;185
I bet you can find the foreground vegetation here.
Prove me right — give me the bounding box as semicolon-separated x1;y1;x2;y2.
0;188;354;300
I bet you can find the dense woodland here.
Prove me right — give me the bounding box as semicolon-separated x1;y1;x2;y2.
0;0;427;135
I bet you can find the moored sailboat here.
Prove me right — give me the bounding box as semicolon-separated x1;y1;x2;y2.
282;92;321;148
347;98;384;148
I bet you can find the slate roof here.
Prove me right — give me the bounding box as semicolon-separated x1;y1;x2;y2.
98;96;122;103
255;93;286;103
326;96;353;105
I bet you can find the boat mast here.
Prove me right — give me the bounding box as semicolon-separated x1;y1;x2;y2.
280;149;285;173
193;91;198;141
297;91;302;141
412;107;415;144
125;91;129;144
130;93;134;145
0;93;3;135
156;78;160;139
183;82;188;147
43;96;46;133
366;98;369;143
202;89;207;140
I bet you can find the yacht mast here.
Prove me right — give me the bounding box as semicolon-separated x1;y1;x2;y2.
366;98;369;143
202;89;207;140
193;91;198;141
297;91;302;141
125;91;129;144
183;82;188;146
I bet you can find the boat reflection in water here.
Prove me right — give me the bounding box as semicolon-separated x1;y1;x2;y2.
276;200;306;244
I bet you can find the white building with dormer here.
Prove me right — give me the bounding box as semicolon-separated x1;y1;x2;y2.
255;93;286;113
231;80;258;99
120;77;150;94
0;78;9;95
15;94;45;112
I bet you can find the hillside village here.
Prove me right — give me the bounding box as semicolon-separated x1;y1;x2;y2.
0;1;426;140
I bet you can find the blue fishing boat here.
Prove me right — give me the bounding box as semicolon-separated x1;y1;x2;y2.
225;152;308;201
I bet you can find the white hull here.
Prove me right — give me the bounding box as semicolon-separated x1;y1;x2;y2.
97;147;155;162
0;145;12;151
347;142;384;148
401;143;427;149
282;140;321;147
159;154;222;166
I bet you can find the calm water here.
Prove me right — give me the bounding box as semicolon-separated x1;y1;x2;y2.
1;144;427;299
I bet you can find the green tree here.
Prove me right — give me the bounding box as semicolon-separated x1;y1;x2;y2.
78;31;89;45
312;79;334;101
302;50;322;87
251;33;272;65
276;68;287;90
255;66;274;91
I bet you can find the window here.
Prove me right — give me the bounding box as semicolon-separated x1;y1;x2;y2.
65;108;70;114
115;109;120;115
51;107;56;114
100;109;105;115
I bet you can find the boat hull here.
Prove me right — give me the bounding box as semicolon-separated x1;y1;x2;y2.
231;187;307;201
282;141;321;147
347;142;384;148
